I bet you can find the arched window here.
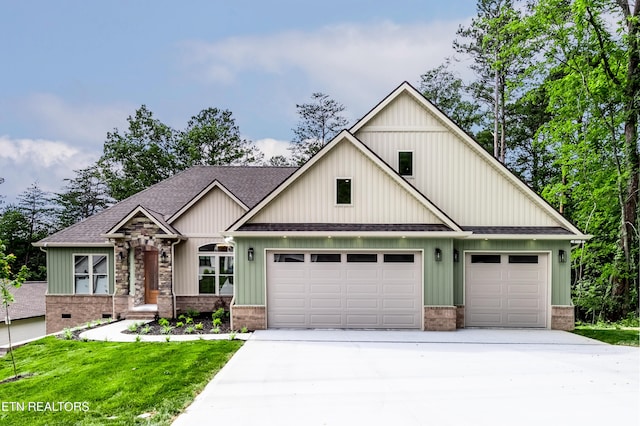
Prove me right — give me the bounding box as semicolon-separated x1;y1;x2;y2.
198;243;234;295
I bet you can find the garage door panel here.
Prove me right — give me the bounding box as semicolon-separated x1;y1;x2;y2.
383;299;418;309
383;283;418;295
466;253;548;328
268;251;422;329
346;269;379;280
347;283;378;293
310;314;343;327
272;298;307;308
310;284;341;294
346;299;378;309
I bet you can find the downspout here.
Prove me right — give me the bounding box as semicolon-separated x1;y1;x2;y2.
171;240;181;319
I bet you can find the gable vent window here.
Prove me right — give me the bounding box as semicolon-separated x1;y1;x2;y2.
398;151;413;176
336;178;352;205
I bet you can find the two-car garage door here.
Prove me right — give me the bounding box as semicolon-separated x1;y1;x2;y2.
267;251;422;329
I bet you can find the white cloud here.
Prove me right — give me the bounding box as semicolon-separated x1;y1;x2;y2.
0;136;97;202
254;138;291;160
24;94;132;146
183;20;465;112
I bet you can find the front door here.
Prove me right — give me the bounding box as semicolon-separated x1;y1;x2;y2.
144;250;159;304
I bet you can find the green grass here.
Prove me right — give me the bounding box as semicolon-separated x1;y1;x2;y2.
0;336;242;425
572;325;640;347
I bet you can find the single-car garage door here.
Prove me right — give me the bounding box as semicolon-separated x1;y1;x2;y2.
267;251;422;329
465;253;548;328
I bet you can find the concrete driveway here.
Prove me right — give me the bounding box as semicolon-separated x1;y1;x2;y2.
173;329;639;426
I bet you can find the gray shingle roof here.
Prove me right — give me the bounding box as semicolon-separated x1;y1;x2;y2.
0;281;46;321
38;166;297;245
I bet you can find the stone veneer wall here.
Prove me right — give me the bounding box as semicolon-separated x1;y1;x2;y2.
551;305;575;331
112;214;175;317
231;305;266;331
424;306;457;331
46;295;113;333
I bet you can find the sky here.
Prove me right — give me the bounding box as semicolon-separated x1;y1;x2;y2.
0;0;478;204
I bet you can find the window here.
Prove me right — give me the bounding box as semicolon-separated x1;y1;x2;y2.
274;253;305;263
471;254;501;264
198;244;234;295
508;255;539;264
398;151;413;176
311;253;341;262
384;254;415;263
347;253;377;263
74;254;109;294
336;178;352;205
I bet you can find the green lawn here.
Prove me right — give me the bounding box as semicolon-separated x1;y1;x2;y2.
0;336;242;425
572;326;640;347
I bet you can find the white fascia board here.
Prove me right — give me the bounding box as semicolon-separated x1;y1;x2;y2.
167;180;248;224
33;242;113;248
464;233;593;241
223;231;472;239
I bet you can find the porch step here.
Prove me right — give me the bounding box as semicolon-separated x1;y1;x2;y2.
124;304;158;320
125;311;158;320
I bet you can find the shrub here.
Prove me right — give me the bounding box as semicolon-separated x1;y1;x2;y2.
176;321;184;328
158;318;170;327
186;308;200;318
185;326;195;334
195;322;204;330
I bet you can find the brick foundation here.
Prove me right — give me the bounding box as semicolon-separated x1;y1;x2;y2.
231;305;266;331
551;305;575;331
46;295;113;334
455;306;465;329
424;306;457;331
176;295;232;315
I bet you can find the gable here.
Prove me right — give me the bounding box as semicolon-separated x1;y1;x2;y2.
172;185;247;235
353;84;584;233
247;134;448;226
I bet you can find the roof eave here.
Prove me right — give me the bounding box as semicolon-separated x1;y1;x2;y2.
224;231;472;238
464;233;593;241
33;241;113;248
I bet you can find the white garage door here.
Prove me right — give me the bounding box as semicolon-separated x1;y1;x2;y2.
267;251;422;329
465;253;548;328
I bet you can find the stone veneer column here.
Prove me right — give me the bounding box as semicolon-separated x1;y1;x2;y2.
424;306;457;331
231;305;266;331
551;306;575;330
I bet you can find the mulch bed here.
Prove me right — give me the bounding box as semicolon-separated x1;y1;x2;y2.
122;315;234;335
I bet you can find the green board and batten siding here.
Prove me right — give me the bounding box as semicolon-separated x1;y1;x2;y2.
453;240;572;306
234;237;453;306
46;247;115;295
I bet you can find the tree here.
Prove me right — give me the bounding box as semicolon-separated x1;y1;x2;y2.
175;108;262;168
0;240;29;379
289;93;349;165
55;165;112;228
522;0;639;319
99;105;178;201
15;183;53;279
418;62;485;134
454;0;526;163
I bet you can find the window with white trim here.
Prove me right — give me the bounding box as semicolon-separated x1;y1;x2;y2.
198;244;234;295
74;254;109;294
